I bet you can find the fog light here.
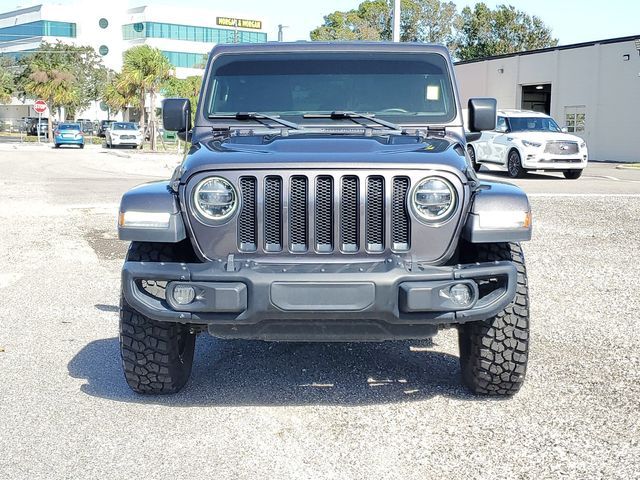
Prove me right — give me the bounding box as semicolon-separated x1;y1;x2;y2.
450;283;472;307
173;284;196;305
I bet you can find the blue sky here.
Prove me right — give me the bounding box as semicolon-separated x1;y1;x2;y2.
5;0;639;45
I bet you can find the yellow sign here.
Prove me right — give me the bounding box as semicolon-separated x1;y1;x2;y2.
216;17;262;30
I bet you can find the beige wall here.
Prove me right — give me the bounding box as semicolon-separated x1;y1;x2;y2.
455;39;640;162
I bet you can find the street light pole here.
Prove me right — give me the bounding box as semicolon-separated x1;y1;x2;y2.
392;0;401;42
277;24;288;42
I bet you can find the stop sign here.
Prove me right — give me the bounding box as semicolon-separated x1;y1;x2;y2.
34;100;47;114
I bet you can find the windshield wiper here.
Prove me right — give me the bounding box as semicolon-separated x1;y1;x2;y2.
304;111;404;132
208;112;304;130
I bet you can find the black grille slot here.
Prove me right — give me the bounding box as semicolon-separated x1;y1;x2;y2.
264;176;282;251
238;177;257;251
340;176;359;252
289;176;308;252
366;177;384;252
315;176;333;252
392;177;410;251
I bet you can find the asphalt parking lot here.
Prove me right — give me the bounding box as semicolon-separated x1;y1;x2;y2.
1;145;639;479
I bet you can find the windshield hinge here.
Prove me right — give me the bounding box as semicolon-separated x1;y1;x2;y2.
427;126;447;137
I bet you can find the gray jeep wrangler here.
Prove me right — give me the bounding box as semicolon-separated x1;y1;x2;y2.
117;42;531;396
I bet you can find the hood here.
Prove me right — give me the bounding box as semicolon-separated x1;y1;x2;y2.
507;131;584;144
180;134;470;179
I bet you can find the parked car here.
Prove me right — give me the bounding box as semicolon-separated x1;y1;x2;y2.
26;117;49;136
76;118;96;135
117;42;533;396
54;123;84;148
98;120;115;137
105;121;143;148
467;109;588;179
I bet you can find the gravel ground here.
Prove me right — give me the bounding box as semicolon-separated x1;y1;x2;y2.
0;150;639;479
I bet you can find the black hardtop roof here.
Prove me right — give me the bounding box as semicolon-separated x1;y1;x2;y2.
207;41;451;58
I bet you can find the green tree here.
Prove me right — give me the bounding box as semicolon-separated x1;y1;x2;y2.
455;3;557;61
0;61;15;104
102;71;136;117
401;0;458;45
118;45;174;150
310;0;458;47
162;75;202;123
16;42;109;139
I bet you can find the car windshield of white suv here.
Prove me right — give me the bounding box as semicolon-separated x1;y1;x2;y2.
509;117;561;132
207;52;456;124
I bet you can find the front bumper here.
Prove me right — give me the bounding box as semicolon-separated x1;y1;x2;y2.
522;151;587;170
122;258;518;340
111;136;142;146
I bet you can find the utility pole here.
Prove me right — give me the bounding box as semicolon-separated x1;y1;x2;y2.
277;24;288;42
392;0;401;42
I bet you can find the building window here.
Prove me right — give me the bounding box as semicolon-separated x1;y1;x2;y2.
122;21;267;44
99;18;109;29
564;106;586;133
0;20;76;42
161;50;207;69
99;45;109;56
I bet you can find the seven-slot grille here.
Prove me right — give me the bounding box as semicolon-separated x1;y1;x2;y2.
544;141;579;155
236;174;411;253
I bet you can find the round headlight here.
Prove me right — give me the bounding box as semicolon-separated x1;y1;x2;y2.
412;177;456;222
193;176;237;221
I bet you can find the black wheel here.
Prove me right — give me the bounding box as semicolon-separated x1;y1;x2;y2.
119;241;198;394
467;144;480;172
507;150;525;178
563;169;583;180
54;144;60;148
458;242;529;396
79;144;84;149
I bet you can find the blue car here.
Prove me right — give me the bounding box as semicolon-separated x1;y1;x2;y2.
54;123;85;148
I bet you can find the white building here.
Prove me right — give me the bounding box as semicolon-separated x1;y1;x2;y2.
0;1;268;123
455;35;640;162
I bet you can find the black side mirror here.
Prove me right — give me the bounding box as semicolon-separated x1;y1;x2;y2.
162;98;191;140
468;98;497;132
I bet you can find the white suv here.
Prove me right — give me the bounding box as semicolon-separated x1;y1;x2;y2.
467;110;588;179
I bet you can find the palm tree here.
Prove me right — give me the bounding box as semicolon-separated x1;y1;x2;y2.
103;72;137;117
119;45;174;150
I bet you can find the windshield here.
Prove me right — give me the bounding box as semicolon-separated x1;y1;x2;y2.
509;116;561;132
59;123;80;130
113;123;137;130
207;53;456;124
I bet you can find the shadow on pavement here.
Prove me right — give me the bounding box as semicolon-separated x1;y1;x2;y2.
68;335;482;406
94;304;119;312
479;169;565;180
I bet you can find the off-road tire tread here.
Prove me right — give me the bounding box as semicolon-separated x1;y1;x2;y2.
458;242;529;396
467;144;481;172
120;241;196;394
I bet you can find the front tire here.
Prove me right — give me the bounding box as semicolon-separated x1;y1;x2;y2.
507;150;525;178
458;242;529;396
563;169;583;179
467;144;481;172
119;242;197;394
